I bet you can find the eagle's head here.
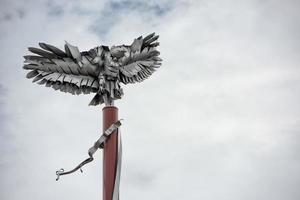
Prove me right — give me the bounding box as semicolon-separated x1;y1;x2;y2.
99;45;131;78
109;45;130;65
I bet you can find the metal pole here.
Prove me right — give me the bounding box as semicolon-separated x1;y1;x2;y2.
102;106;119;200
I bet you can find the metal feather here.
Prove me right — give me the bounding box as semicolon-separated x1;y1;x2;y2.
143;32;155;42
26;70;39;79
32;74;44;82
142;35;159;49
37;79;47;85
39;43;67;57
28;47;57;58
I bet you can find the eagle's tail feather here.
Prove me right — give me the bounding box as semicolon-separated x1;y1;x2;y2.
89;94;104;106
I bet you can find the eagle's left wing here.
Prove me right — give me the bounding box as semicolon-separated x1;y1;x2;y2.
23;42;101;95
119;33;162;84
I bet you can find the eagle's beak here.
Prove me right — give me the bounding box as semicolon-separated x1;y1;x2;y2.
111;50;126;59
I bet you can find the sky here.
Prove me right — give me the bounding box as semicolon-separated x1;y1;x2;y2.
0;0;300;199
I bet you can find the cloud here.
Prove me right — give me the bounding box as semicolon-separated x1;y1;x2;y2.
90;0;175;39
0;0;300;200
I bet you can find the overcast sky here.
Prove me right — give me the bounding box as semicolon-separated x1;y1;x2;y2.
0;0;300;199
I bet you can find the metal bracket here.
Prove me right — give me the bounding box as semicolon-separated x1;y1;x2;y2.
56;119;123;181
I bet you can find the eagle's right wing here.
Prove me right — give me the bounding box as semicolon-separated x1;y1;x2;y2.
119;33;162;84
23;42;100;95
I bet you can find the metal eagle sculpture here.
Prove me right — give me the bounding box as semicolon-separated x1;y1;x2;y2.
23;33;161;106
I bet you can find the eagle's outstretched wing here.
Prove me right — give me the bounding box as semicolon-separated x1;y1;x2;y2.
23;42;100;95
119;33;162;84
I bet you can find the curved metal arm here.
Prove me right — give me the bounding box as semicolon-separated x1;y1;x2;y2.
56;120;122;181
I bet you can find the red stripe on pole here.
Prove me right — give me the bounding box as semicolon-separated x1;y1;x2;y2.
103;106;119;200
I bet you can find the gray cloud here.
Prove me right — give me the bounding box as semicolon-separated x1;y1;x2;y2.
90;0;175;38
47;1;64;17
0;0;300;200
